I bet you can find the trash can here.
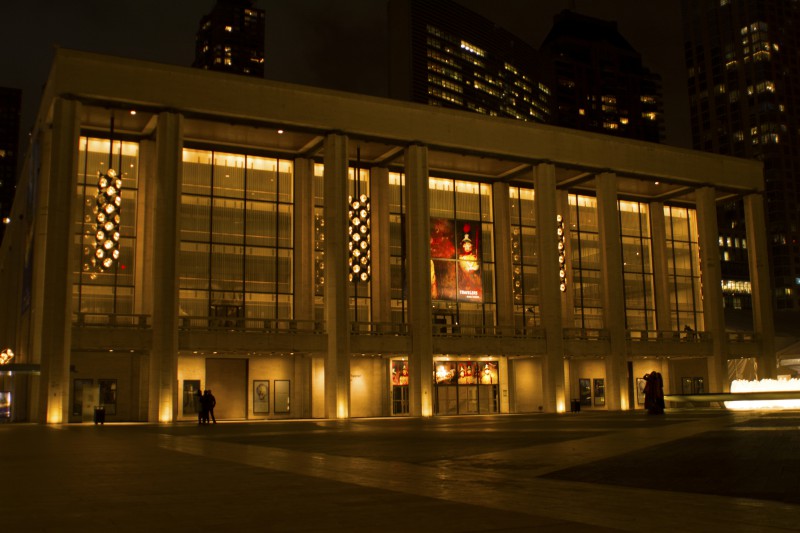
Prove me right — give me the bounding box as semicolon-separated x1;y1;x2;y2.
94;406;105;425
570;399;581;413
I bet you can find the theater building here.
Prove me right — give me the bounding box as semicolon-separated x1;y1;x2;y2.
0;49;775;423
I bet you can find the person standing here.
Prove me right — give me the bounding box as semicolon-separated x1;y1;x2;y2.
205;389;217;424
643;372;665;415
196;388;207;424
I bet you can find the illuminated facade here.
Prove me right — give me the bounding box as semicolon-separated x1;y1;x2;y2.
192;0;265;78
0;49;776;423
682;0;800;310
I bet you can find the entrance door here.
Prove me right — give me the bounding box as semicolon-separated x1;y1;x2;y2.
205;358;247;420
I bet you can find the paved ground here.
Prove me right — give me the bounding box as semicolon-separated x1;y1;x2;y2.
2;409;799;532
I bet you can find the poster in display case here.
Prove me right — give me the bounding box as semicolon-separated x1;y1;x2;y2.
253;380;270;414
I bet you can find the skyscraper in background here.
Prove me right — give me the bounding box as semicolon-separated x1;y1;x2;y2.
682;0;800;311
539;10;664;143
389;0;554;123
193;0;265;78
388;0;665;145
0;87;21;243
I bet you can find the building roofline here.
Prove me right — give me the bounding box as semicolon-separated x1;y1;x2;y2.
39;48;763;192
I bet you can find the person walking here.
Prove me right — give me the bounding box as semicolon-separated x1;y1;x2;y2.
205;389;217;424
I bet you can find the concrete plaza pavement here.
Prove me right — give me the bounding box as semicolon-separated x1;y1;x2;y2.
2;408;799;532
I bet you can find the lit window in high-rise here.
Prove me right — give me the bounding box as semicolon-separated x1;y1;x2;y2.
460;40;485;57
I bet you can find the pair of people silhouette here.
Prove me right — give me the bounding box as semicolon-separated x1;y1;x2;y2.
196;389;216;424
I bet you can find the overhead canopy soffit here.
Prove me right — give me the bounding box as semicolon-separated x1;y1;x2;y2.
58;50;762;205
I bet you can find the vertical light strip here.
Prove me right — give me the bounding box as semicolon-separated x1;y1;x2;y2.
557;214;567;291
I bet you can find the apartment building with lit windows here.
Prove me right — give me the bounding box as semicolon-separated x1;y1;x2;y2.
0;87;21;244
539;10;665;143
682;0;800;311
192;0;265;78
0;49;776;423
389;0;554;123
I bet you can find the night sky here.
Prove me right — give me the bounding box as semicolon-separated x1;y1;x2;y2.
0;0;689;148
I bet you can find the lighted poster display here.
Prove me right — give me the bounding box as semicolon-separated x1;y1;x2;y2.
434;361;498;385
430;218;483;302
391;361;409;385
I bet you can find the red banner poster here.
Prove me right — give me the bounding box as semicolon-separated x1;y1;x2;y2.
430;218;483;302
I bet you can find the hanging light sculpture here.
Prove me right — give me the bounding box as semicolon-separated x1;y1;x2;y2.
90;168;122;272
348;193;371;282
0;348;14;365
557;214;567;292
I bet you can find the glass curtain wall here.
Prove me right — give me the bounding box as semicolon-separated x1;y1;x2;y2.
313;163;325;321
664;205;704;331
510;186;540;327
179;149;293;326
74;138;139;322
619;200;655;330
568;194;603;329
429;177;495;328
389;171;407;323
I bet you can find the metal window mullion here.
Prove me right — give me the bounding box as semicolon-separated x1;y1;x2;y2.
243;156;248;321
207;151;215;317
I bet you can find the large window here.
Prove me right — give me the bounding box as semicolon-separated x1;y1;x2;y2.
389;171;407;323
429;177;495;327
348;167;371;322
313;163;325;321
664;205;704;331
433;360;499;414
74;138;139;322
619;200;655;330
569;194;603;329
179;149;293;324
510;186;539;327
312;164;376;322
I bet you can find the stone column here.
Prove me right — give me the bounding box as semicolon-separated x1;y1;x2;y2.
293;158;316;418
493;182;514;331
744;192;776;379
149;112;183;422
695;187;729;392
293;158;315;323
370;166;392;324
596;172;628;410
534;163;566;412
405;144;433;417
37;97;81;423
649;202;672;332
323;134;350;418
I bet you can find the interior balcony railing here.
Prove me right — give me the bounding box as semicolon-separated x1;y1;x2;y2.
350;322;409;335
563;328;610;341
432;324;545;338
726;331;760;343
178;316;325;334
73;312;150;328
626;329;712;342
